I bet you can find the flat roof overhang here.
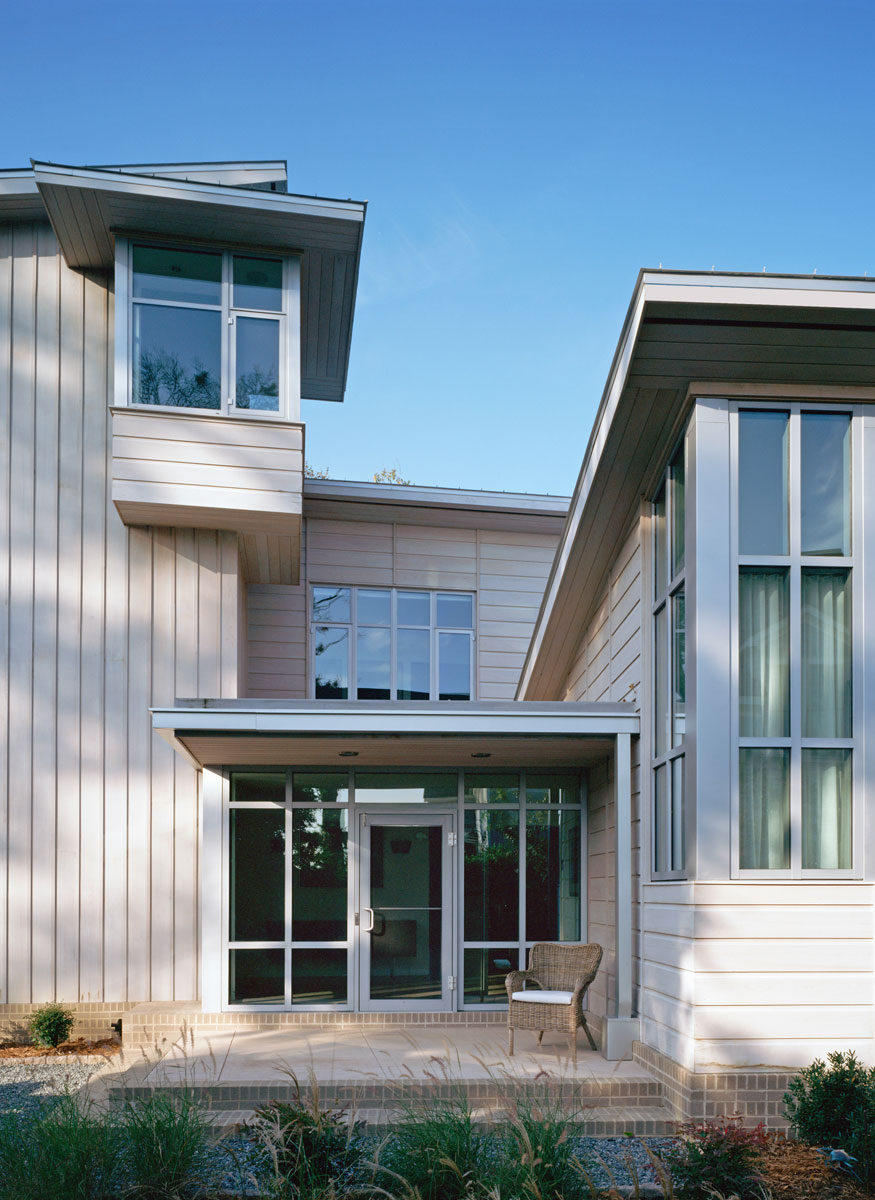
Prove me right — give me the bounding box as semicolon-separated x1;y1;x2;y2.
518;269;875;700
151;699;639;769
22;161;366;403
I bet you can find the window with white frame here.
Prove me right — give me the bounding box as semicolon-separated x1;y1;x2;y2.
651;443;686;878
311;586;475;701
735;405;856;875
119;241;296;417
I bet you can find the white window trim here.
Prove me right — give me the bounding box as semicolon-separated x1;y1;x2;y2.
309;585;477;702
728;399;864;880
113;236;301;421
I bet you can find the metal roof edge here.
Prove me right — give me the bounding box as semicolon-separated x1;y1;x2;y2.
303;477;570;514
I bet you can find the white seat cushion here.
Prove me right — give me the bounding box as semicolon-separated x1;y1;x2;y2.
511;990;573;1004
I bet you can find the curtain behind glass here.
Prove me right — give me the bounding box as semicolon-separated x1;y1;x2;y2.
802;749;852;869
802;570;851;738
739;748;789;869
739;569;789;737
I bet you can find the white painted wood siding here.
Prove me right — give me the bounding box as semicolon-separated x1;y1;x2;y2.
0;223;240;1006
244;518;560;698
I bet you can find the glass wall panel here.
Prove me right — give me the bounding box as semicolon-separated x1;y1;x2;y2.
358;589;391;625
133;245;222;304
232;772;285;805
463;948;519;1005
312;587;350;623
133;305;221;408
671;446;685;576
653;764;667;874
739;748;790;869
292;809;348;940
437;594;474;628
230;809;285;941
672;590;686;747
464;810;519;941
801;413;851;556
526;810;581;942
739;568;790;737
525;772;580;804
397;628;430;700
292;772;348;804
654;605;668;756
235;317;279;411
802;749;852;870
314;627;349;698
292;949;347;1005
671;757;684;871
355;772;458;804
802;569;852;738
738;411;789;554
229;948;284;1005
397;591;429;625
233;255;283;312
464;773;520;805
438;632;471;700
356;627;390;699
654;482;667;597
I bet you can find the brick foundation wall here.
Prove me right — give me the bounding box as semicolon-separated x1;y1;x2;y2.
0;1002;137;1042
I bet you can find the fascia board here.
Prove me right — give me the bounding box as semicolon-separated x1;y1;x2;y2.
303;478;570;515
0;171;39;196
31;161;365;222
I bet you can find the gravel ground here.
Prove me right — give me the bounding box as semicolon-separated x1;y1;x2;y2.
0;1059;99;1117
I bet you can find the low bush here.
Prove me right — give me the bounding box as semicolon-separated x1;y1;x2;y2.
374;1099;490;1200
497;1094;590;1200
0;1094;120;1200
662;1113;768;1200
27;1000;75;1047
783;1049;875;1185
122;1090;211;1199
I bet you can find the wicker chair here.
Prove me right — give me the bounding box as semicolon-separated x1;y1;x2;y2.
506;942;603;1064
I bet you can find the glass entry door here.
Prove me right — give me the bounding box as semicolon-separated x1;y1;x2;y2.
358;813;455;1011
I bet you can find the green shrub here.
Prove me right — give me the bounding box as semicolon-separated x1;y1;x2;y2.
375;1101;489;1200
122;1091;210;1199
497;1094;590;1200
783;1049;875;1184
249;1075;360;1200
27;1001;75;1047
662;1114;767;1199
0;1094;120;1200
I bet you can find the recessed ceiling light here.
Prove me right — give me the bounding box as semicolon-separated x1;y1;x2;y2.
339;750;359;758
471;752;491;759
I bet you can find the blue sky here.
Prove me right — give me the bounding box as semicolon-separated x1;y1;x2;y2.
4;0;874;495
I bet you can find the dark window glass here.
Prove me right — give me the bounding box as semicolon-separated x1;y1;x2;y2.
525;772;579;805
231;772;285;805
133;245;221;305
526;810;580;941
229;948;284;1005
653;482;667;596
463;948;518;1005
738;411;789;555
671;445;685;576
463;773;520;805
314;626;349;699
801;413;850;556
292;809;348;940
230;809;285;942
132;305;221;408
292;773;348;804
233;255;283;312
464;810;519;941
292;949;347;1005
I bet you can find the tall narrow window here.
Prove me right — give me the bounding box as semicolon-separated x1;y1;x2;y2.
652;441;686;877
736;407;854;875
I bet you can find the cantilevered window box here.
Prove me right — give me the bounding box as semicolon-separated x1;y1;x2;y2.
110;406;304;583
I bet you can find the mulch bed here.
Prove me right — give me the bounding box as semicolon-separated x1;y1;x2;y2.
758;1138;871;1199
0;1037;121;1059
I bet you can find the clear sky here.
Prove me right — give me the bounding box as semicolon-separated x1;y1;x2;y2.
3;0;874;496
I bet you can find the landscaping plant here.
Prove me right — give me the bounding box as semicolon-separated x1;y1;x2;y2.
497;1093;590;1200
0;1093;120;1200
122;1090;211;1199
783;1049;875;1186
373;1097;490;1200
27;1000;75;1047
662;1114;768;1200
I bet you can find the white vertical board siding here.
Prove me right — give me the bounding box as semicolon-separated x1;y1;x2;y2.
0;224;240;1006
244;517;559;698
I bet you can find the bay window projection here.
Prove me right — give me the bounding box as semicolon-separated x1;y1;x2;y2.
312;587;475;700
651;444;686;878
130;244;288;414
736;409;853;873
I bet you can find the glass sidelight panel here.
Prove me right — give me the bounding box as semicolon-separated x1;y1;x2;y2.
463;948;519;1004
292;809;348;940
526;810;581;942
235;317;280;411
229;948;284;1005
438;632;471;700
292;949;347;1005
464;811;518;941
230;809;285;942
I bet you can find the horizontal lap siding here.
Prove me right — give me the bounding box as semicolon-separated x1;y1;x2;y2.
245;519;560;700
0;224;240;1006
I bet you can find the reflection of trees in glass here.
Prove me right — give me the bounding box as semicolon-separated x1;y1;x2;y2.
236;365;279;406
314;627;347;697
292;811;347;888
464;813;518;941
135;349;220;408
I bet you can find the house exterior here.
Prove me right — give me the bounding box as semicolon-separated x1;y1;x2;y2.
1;158;874;1119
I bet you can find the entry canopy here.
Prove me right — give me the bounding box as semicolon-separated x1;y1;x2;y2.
16;160;366;402
151;699;639;770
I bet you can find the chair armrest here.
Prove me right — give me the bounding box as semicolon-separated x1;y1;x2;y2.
506;969;538;998
571;974;597;1002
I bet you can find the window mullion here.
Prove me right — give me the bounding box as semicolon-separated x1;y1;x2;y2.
221;252;232;416
789;410;803;874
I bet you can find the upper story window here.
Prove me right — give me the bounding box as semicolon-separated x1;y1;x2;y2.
311;586;475;701
735;406;857;875
118;240;299;419
651;442;686;879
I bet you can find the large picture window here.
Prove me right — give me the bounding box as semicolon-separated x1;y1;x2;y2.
651;442;686;878
736;407;856;875
122;241;295;417
311;586;475;701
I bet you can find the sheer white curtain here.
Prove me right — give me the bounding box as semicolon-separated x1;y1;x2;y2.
801;570;851;737
802;749;851;869
739;748;789;869
739;569;789;736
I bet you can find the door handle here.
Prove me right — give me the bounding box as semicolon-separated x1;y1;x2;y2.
362;907;375;932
